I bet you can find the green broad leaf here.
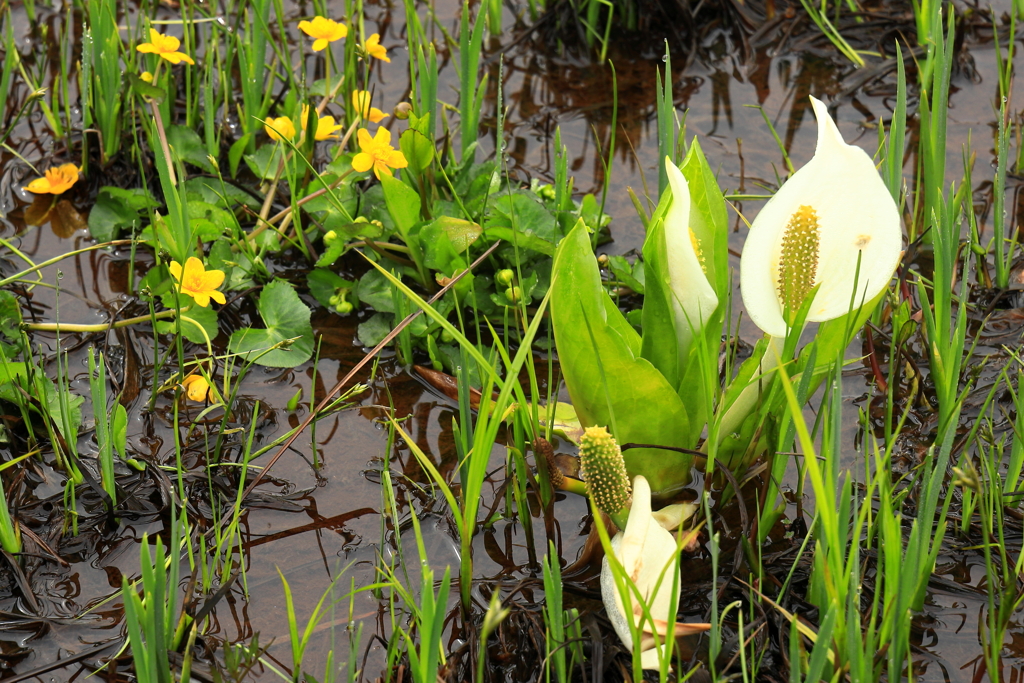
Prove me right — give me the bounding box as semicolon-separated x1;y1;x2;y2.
434;216;481;253
487;192;558;243
551;220;693;494
307;268;354;309
380;173;422;241
357;312;393;347
0;372;83;445
88;187;159;242
483;227;554;255
639;209;681;388
607;255;645;294
244;144;283;180
207;241;257;291
0;362;27;383
356;269;396;313
416;223;461;273
539;401;585;444
167;125;216;172
155;299;219;345
184;177;260;211
0;291;22;344
399;128;434;174
228;280;314;368
127;73;166;103
579;193;610;231
187;200;234;242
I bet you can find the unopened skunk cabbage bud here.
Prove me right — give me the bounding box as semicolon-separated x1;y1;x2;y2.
579;426;631;519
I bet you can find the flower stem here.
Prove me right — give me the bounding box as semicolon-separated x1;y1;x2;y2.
24;306;187;333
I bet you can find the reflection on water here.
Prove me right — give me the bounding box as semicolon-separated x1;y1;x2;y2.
0;0;1023;679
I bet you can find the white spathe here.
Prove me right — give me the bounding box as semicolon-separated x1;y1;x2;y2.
600;475;708;670
664;159;719;352
740;96;902;338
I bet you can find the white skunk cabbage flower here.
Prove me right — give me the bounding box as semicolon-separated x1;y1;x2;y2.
664;159;719;350
740;96;902;338
601;475;709;670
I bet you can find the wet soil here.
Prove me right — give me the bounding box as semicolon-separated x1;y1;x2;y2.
2;0;1024;680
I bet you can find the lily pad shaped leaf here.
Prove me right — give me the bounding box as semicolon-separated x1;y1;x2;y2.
229;280;314;368
740;96;902;338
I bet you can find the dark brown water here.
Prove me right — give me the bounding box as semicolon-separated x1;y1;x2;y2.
1;0;1024;680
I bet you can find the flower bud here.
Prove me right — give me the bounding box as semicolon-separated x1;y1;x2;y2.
323;229;338;245
336;301;354;315
505;286;521;303
393;102;413;120
495;269;515;287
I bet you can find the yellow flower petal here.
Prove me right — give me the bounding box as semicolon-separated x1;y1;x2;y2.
352;152;374;174
23;164;80;195
265;116;296;141
314;115;343;140
136;29;194;66
299;16;348;50
201;268;226;291
170;257;225;308
182;375;212;402
364;33;389;62
353;127;405;179
24;177;51;193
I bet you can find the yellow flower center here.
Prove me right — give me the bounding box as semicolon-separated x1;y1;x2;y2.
181;271;207;296
777;204;820;323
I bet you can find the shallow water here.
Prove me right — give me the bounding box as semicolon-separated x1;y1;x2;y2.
2;0;1024;680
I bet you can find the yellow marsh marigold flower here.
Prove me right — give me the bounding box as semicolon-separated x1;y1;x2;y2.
352;127;408;179
298;16;348;52
265;116;297;141
362;33;389;62
169;257;226;307
182;374;213;402
300;105;344;140
351;91;388;123
136;29;195;65
24;163;80;195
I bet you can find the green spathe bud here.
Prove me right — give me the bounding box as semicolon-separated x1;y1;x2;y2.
579;426;631;524
496;269;515;287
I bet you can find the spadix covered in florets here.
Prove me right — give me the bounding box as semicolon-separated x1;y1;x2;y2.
579;426;631;521
740;96;902;337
